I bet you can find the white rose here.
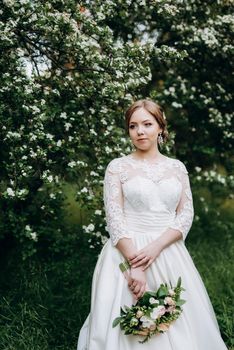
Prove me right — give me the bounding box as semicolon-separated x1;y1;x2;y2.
150;306;166;320
149;297;159;305
140;316;155;328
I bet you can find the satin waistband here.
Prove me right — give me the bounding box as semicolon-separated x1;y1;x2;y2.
125;211;175;235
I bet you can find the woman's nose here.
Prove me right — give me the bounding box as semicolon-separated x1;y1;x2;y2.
137;126;144;135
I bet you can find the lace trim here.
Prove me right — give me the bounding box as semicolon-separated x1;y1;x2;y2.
103;159;132;246
169;199;194;240
113;155;188;184
105;202;132;246
169;170;194;240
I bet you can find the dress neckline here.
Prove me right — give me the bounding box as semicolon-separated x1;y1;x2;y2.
127;153;170;166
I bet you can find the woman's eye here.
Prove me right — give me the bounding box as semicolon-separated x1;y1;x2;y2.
129;125;136;129
145;123;152;127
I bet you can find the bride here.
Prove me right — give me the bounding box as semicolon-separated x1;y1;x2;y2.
77;99;227;349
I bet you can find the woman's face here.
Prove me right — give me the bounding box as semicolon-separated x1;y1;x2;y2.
128;107;162;151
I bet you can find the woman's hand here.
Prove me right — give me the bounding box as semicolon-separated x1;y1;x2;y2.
129;239;163;270
128;266;147;300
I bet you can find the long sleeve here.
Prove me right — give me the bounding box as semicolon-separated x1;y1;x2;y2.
103;159;132;246
169;161;194;240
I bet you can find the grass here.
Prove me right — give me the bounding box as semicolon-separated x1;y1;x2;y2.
0;227;97;350
0;223;233;350
187;229;234;347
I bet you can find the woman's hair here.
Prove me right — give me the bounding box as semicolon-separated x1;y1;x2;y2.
125;99;169;143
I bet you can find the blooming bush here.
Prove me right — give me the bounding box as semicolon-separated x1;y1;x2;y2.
0;0;233;260
0;0;155;258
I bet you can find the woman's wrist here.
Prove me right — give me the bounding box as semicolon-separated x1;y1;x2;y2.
131;265;144;271
154;237;165;252
155;228;182;251
116;238;138;262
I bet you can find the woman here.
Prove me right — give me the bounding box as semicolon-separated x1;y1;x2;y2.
77;99;227;350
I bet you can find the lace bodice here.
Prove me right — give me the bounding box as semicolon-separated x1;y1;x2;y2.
103;154;194;246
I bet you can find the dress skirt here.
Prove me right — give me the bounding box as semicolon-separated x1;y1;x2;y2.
77;230;227;350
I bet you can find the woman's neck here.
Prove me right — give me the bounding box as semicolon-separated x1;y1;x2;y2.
133;148;164;161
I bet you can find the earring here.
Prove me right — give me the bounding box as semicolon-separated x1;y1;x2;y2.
158;133;164;146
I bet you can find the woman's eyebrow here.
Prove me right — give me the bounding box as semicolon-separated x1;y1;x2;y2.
129;119;152;124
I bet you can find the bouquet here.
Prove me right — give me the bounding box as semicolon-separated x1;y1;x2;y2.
112;261;186;343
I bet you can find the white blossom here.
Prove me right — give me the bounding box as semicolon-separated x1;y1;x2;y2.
172;101;183;108
47;175;53;183
30;232;38;241
80;187;88;193
65;122;72;131
6;188;15;197
60;112;68;119
68;161;76;168
95;210;102;215
83;223;95;233
46;133;54;140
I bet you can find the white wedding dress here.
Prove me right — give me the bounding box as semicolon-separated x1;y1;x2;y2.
77;154;227;350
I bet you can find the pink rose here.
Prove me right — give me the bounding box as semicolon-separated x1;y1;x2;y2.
164;297;176;306
167;305;176;313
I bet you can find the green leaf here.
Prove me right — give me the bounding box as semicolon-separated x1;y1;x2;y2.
112;317;122;328
137;294;150;306
123;305;130;312
176;299;186;307
145;291;157;297
120;307;125;316
157;285;168;297
176;277;182;288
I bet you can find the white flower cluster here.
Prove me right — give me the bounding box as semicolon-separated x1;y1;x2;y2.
83;223;95;233
4;131;21;140
67;160;87;168
203;170;226;185
25;224;38;241
4;187;29;199
41;171;54;183
209;108;233;129
157;4;180;16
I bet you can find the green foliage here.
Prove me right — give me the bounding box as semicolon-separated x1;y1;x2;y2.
0;0;155;258
0;225;99;350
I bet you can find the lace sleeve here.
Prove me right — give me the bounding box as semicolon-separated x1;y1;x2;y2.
103;159;132;246
169;160;194;240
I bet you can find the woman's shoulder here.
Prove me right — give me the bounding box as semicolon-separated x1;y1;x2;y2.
167;156;188;174
105;155;128;173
